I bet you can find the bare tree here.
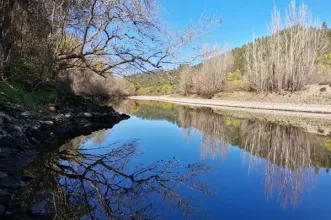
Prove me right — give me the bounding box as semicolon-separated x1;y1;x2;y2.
52;0;221;77
179;64;197;95
0;0;221;87
179;44;234;96
245;1;328;92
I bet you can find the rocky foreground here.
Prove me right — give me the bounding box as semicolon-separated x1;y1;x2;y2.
0;99;129;217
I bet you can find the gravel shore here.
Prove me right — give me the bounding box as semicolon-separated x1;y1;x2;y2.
129;96;331;119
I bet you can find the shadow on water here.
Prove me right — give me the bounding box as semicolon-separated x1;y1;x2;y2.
115;99;331;209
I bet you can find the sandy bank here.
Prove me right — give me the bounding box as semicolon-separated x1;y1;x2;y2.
129;95;331;119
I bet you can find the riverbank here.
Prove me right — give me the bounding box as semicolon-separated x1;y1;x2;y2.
129;95;331;119
0;89;129;217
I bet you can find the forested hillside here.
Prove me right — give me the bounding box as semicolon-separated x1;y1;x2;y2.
129;18;331;96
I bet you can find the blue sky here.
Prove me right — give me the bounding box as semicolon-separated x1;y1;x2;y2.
159;0;331;49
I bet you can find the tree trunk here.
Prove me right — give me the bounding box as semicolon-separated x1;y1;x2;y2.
0;0;15;80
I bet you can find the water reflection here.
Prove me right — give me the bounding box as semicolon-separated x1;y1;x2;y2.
242;121;317;208
18;100;331;219
115;100;331;208
21;136;211;219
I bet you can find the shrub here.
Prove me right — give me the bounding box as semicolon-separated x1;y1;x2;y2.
135;84;175;95
225;70;243;91
161;84;173;93
316;53;331;70
325;139;331;151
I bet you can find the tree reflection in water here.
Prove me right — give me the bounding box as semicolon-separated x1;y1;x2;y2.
21;136;211;219
242;121;317;208
116;100;331;209
178;106;331;208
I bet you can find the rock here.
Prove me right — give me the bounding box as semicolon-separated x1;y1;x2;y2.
39;121;54;125
50;114;64;121
80;118;89;124
0;176;24;189
30;137;39;145
84;112;93;117
0;148;18;158
6;124;23;136
26;129;43;143
0;129;12;139
21;111;30;117
21;175;34;182
5;211;12;216
0;151;37;173
121;113;130;119
0;172;7;179
0;189;10;196
30;122;41;130
49;106;56;112
0;112;11;123
84;123;93;127
0;137;26;148
320;87;327;92
65;113;71;118
0;204;4;215
318;129;325;134
11;118;28;126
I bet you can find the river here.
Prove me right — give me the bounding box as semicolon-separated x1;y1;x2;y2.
18;99;331;219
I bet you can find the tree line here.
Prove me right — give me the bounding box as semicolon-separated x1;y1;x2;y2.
130;1;331;97
179;1;331;96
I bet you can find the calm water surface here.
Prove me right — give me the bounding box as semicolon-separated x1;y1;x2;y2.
21;100;331;219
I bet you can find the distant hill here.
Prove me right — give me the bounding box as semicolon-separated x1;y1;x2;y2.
127;69;180;87
126;28;331;93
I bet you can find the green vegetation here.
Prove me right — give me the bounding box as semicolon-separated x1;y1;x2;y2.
127;69;180;95
325;139;331;151
135;84;177;95
130;101;180;125
0;82;58;109
317;53;331;71
225;70;243;91
128;70;180;88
